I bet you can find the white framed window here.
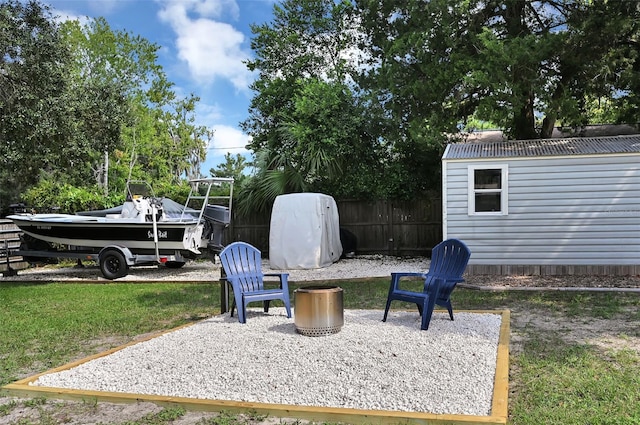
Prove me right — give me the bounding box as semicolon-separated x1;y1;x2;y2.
468;164;508;215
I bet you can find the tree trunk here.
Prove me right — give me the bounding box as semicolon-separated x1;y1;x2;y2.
540;115;556;139
513;91;538;140
504;2;538;140
541;74;568;139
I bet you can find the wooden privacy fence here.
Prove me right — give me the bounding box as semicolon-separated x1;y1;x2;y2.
0;198;443;272
226;198;443;258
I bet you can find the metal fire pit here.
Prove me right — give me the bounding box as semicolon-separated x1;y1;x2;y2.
294;285;344;337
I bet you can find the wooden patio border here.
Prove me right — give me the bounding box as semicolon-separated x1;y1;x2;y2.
3;310;510;425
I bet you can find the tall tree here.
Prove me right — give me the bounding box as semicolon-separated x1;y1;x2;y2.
210;153;248;188
59;16;208;194
576;0;640;127
0;0;76;211
358;0;640;140
0;3;211;213
164;94;208;182
60;17;163;189
239;0;386;212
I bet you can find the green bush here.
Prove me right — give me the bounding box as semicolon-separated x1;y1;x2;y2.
153;180;192;205
23;180;123;214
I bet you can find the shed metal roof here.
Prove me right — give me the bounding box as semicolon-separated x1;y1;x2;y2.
443;135;640;160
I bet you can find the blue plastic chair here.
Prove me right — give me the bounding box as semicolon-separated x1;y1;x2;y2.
382;239;471;330
219;242;292;323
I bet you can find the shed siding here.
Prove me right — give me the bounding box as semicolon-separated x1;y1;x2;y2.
443;154;640;266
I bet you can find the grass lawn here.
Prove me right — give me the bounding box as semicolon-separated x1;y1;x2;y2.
0;279;639;424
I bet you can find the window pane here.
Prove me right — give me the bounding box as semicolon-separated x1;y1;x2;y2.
475;193;501;212
474;169;501;189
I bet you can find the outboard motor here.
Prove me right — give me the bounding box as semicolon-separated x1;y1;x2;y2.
203;204;231;252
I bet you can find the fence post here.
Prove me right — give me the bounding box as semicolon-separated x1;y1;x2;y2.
387;200;394;256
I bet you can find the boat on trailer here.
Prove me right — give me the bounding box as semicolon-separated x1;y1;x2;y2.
7;178;233;279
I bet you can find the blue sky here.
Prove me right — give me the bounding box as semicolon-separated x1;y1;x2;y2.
44;0;278;175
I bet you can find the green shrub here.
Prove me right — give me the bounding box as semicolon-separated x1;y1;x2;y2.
23;180;123;213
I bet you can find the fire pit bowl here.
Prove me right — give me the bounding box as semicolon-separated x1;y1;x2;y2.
294;285;344;337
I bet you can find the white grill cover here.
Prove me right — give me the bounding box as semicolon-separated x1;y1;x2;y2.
269;193;343;269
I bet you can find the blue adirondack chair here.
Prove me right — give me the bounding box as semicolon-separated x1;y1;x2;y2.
218;241;292;323
382;239;471;330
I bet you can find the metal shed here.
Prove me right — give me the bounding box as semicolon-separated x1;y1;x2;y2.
441;135;640;275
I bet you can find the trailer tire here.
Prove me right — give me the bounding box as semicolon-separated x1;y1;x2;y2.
165;261;186;269
100;249;128;280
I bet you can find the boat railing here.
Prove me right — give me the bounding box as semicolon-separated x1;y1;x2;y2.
181;178;234;224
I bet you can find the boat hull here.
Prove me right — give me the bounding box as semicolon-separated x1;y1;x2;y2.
8;214;203;254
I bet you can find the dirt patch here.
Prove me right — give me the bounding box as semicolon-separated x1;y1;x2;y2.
0;389;310;424
464;274;640;289
508;307;640;357
0;397;285;425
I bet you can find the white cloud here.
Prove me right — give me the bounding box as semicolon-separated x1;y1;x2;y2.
209;125;250;155
157;0;253;91
204;124;251;173
195;102;223;127
191;0;239;20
